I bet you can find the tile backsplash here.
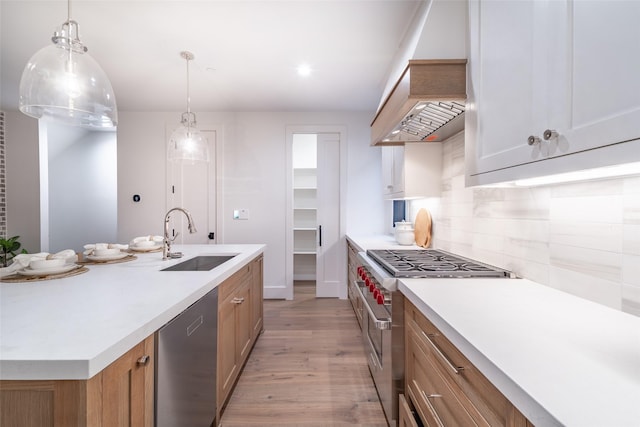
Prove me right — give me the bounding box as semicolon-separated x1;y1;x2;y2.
409;132;640;317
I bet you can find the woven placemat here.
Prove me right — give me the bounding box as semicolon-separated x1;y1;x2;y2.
126;247;163;254
79;254;137;265
0;266;89;283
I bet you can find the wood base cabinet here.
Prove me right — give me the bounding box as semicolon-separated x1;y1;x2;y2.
404;301;533;426
398;394;420;427
217;254;264;421
0;334;154;427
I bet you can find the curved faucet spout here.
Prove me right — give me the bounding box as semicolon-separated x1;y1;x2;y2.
163;207;197;260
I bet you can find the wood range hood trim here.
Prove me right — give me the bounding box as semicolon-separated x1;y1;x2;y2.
371;59;467;146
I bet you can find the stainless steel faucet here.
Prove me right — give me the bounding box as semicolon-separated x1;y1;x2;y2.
163;207;197;260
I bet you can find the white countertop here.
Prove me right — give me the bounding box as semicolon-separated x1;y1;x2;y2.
347;234;640;426
400;278;640;427
0;244;265;381
346;233;421;252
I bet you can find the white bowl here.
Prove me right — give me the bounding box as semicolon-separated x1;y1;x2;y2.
394;229;415;246
108;243;129;250
134;240;156;248
93;248;122;257
29;258;66;270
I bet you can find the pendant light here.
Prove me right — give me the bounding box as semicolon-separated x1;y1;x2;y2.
167;51;209;163
18;0;117;128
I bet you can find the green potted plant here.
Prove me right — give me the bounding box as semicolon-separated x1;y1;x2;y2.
0;236;27;267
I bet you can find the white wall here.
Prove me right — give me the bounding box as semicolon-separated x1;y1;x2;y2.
5;111;40;253
408;132;640;317
45;122;118;252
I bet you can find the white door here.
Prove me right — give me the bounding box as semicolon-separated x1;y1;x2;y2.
288;128;345;300
315;133;341;298
166;129;217;244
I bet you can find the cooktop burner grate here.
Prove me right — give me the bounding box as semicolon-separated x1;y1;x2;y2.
366;249;512;278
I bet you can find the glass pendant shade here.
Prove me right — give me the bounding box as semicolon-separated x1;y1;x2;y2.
168;51;209;163
19;20;117;129
168;113;209;163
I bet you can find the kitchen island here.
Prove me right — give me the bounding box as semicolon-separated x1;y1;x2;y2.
0;244;264;426
0;244;264;380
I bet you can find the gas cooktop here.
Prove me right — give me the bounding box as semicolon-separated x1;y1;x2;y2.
366;249;512;278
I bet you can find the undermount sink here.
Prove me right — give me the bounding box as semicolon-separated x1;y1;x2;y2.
161;255;237;272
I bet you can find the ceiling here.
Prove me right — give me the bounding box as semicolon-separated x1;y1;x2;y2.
1;0;422;115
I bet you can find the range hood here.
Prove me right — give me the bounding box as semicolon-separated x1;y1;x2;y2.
371;59;467;146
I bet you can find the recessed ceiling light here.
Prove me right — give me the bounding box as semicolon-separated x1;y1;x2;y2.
297;64;312;77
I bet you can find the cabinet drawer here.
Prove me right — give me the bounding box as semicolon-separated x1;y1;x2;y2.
219;263;252;302
406;302;510;426
399;394;420;427
407;320;489;427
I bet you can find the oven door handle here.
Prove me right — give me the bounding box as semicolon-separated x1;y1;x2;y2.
354;280;391;330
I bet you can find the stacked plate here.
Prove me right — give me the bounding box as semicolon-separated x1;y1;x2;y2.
84;243;130;262
128;236;163;252
18;251;81;277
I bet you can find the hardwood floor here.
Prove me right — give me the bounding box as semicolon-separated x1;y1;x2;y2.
219;282;387;426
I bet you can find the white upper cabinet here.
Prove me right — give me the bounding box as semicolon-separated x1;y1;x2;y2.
382;143;442;199
566;1;640;150
382;145;405;197
466;0;640;186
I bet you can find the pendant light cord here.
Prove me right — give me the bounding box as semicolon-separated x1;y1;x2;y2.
179;51;195;129
186;56;191;115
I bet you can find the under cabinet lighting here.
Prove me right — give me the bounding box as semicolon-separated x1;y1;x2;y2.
511;162;640;187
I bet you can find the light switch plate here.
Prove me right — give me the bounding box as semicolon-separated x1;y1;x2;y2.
233;209;249;220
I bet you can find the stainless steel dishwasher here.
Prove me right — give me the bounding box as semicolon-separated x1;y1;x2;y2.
155;287;218;427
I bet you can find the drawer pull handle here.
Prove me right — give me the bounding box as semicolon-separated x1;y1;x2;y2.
369;352;380;370
420;388;445;427
231;297;245;304
422;331;463;375
136;355;150;366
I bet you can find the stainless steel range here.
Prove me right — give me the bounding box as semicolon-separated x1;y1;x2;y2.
354;248;513;426
368;248;514;281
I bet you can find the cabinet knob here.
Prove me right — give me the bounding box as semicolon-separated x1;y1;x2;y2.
136;355;150;366
543;129;559;140
232;297;245;304
527;135;541;146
